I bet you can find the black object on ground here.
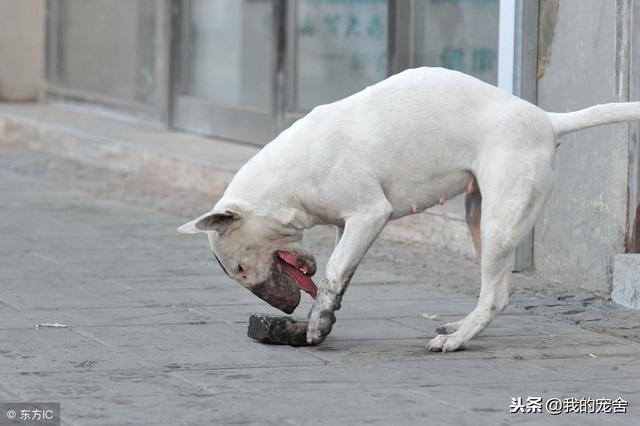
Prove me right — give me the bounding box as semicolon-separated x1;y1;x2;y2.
247;313;313;346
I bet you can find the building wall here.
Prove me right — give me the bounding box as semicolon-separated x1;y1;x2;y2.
0;0;44;101
535;0;629;293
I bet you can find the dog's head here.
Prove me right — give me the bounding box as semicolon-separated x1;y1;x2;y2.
178;205;317;314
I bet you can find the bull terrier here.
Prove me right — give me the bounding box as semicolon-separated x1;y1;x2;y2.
179;67;640;351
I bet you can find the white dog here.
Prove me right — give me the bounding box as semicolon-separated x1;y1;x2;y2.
179;67;640;351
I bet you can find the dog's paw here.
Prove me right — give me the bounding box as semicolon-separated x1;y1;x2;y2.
307;309;335;344
435;320;463;335
427;334;465;352
306;285;338;344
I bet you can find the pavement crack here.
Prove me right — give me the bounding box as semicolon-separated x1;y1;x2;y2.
72;328;113;347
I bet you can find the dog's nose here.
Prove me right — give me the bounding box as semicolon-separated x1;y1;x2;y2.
238;264;247;280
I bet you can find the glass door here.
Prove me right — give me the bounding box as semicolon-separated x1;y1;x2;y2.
412;0;499;85
284;0;389;126
46;0;169;123
173;0;276;144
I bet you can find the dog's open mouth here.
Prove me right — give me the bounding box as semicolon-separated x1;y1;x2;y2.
276;250;317;299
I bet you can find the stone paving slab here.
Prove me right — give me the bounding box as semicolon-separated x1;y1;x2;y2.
1;146;639;425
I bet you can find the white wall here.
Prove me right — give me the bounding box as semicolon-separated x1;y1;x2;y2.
535;0;629;293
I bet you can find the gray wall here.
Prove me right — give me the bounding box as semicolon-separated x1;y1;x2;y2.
0;0;44;101
535;0;629;293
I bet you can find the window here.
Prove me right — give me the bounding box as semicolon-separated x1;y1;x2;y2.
46;0;531;144
46;0;168;121
412;0;499;85
292;0;389;112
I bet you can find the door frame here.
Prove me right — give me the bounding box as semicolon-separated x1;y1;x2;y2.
511;0;540;271
627;0;640;253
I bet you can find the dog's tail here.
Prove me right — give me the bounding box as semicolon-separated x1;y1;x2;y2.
547;102;640;142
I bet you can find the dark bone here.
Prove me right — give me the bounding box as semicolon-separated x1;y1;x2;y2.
247;313;314;346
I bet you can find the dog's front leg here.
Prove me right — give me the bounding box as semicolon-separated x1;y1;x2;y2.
307;203;392;344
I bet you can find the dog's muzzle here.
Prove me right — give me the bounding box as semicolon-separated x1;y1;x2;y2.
248;273;301;314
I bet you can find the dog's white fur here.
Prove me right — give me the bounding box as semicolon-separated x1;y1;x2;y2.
180;67;640;351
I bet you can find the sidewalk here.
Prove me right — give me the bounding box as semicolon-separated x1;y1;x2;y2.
1;145;639;425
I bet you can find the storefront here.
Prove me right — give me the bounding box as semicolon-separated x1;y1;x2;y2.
45;0;537;145
0;0;631;294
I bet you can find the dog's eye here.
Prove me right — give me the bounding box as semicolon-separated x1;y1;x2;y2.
237;264;244;274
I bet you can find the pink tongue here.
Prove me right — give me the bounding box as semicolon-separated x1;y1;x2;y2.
282;263;317;299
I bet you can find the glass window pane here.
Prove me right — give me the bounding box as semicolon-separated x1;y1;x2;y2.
181;0;273;110
294;0;388;112
54;0;158;105
413;0;499;85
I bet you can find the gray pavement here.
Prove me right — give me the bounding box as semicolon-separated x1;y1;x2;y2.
1;145;639;425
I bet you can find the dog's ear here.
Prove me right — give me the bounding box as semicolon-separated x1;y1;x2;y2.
177;209;241;234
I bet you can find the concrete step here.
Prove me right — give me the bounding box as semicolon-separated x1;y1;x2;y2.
612;254;640;310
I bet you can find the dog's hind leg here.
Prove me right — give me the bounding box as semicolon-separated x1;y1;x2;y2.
335;225;344;247
465;177;482;259
436;178;481;335
435;319;465;335
428;154;554;351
